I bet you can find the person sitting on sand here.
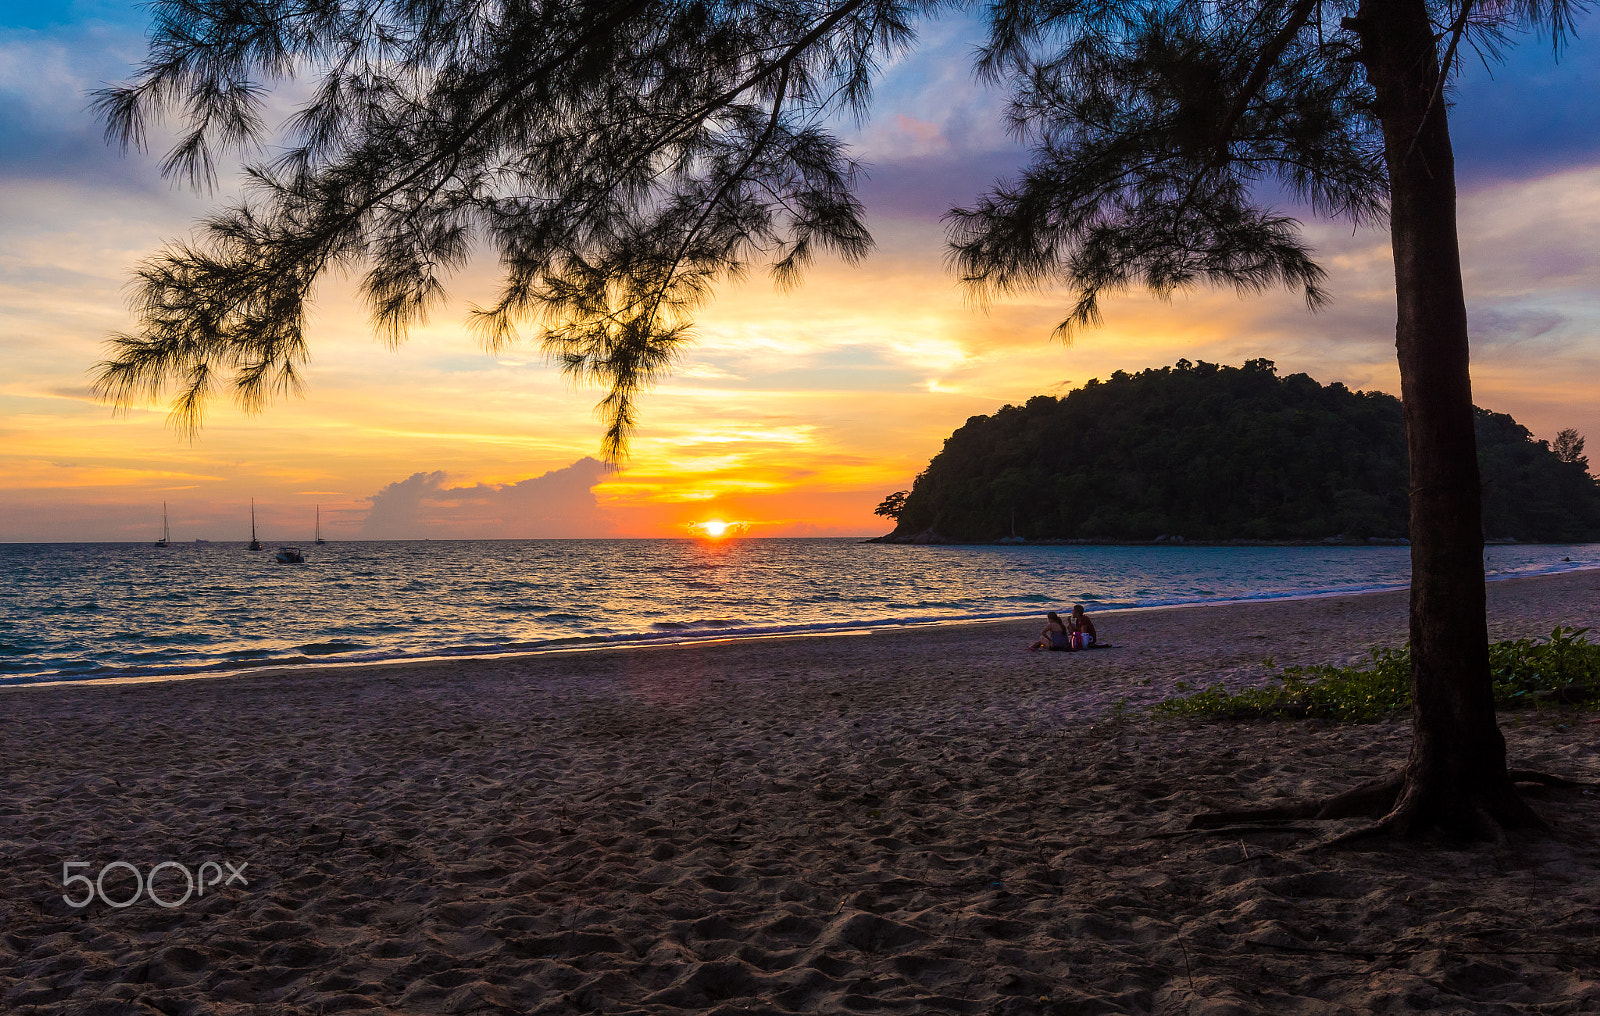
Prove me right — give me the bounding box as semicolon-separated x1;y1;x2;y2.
1029;611;1071;651
1066;604;1097;650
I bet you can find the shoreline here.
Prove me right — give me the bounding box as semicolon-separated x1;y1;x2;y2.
12;565;1591;696
3;568;1599;1013
865;534;1417;546
8;559;1599;692
2;534;1591;545
863;533;1582;547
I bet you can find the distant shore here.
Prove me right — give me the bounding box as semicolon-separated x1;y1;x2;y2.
867;531;1578;546
4;570;1600;1013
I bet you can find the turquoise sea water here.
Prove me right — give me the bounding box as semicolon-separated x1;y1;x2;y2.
2;539;1597;684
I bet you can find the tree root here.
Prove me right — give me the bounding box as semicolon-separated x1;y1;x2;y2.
1188;774;1404;829
1186;768;1595;844
1506;769;1595;789
1146;824;1321;840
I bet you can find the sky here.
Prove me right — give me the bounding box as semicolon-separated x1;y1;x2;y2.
2;4;1598;542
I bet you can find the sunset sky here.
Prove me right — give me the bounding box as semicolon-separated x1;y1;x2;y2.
3;3;1598;542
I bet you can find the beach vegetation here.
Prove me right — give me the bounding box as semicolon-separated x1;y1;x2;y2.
1155;627;1600;723
880;362;1600;543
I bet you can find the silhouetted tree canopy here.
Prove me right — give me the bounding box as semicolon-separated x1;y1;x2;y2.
873;490;910;519
1554;428;1589;469
91;1;1585;461
884;360;1600;543
90;0;920;458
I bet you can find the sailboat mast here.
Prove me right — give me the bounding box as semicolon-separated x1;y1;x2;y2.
249;498;263;551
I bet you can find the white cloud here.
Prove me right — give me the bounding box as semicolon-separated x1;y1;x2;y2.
361;458;614;538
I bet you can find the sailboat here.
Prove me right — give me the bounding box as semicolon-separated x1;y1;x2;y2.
314;505;326;545
155;502;170;547
248;499;263;551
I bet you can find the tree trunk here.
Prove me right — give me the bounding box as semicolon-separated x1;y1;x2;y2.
1353;0;1542;836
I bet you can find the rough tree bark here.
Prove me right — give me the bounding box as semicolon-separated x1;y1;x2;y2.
1350;0;1542;836
1193;0;1562;840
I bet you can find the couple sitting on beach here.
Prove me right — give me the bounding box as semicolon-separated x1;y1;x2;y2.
1030;605;1096;651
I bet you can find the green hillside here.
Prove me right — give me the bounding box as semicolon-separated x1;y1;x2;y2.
880;360;1599;543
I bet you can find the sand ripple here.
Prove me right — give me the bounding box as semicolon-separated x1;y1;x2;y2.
2;571;1599;1014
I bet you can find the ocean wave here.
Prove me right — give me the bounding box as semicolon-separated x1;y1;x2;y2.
220;648;279;660
296;641;370;656
2;540;1596;685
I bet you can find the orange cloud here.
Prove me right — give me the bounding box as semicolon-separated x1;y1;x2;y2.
4;151;1598;540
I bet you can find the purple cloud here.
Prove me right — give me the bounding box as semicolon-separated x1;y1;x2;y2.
361;459;613;539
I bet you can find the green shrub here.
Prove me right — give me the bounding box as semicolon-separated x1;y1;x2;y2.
1153;626;1600;723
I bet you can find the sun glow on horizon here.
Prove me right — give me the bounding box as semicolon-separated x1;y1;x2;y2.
690;518;747;539
4;51;1599;546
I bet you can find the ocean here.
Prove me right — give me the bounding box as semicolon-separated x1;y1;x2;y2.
3;538;1597;685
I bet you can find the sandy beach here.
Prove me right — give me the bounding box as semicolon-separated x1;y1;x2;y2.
3;569;1599;1015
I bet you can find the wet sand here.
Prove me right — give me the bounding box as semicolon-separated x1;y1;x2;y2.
3;569;1599;1015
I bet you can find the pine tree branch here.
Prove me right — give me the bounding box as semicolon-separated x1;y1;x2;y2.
324;1;659;257
1214;0;1320;153
1403;0;1473;165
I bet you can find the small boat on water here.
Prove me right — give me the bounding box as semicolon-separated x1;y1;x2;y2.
155;502;170;547
248;499;263;552
274;546;305;564
315;505;326;545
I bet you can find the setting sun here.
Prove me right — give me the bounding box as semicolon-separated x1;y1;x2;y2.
690;519;747;538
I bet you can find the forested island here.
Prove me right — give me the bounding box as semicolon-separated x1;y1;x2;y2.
877;360;1599;544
